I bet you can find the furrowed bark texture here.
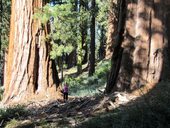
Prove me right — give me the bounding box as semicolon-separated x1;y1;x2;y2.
106;0;170;93
105;0;118;59
3;0;60;104
105;0;126;93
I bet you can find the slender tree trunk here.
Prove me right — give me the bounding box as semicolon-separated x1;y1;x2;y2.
66;51;77;68
89;0;96;76
77;0;82;75
77;0;88;74
61;54;64;81
98;25;106;60
65;0;78;69
81;0;88;64
0;0;2;61
82;29;88;64
81;20;88;65
0;0;3;85
3;0;61;104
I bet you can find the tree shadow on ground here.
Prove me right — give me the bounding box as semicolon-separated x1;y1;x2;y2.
1;81;170;128
75;81;170;128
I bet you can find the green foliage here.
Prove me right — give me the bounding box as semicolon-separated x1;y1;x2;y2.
0;0;11;85
0;86;4;101
96;0;109;29
77;35;83;67
33;4;51;24
95;60;110;78
50;43;74;59
34;3;75;58
0;105;30;127
34;1;90;60
5;119;20;128
0;0;11;49
0;105;29;124
5;119;34;128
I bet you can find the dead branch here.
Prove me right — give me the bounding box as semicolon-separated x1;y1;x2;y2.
77;100;91;110
0;120;4;127
45;102;59;113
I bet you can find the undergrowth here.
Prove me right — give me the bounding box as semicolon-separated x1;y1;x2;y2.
64;60;111;97
0;105;29;127
0;86;4;101
2;61;170;128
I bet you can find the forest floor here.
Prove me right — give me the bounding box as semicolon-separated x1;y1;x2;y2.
1;81;170;128
2;90;138;128
1;60;170;127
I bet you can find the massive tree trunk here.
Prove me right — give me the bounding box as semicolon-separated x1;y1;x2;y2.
105;0;118;59
105;0;126;93
89;0;96;76
105;0;170;93
3;0;61;104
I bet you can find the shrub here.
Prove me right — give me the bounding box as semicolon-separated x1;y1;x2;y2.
0;86;4;101
64;60;111;97
0;105;29;124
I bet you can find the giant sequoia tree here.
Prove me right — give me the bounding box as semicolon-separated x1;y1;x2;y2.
3;0;61;104
105;0;118;59
106;0;170;93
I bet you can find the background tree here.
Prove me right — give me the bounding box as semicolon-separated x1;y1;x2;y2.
81;0;89;65
76;0;90;74
3;0;61;104
0;0;11;86
38;0;89;76
96;0;109;60
89;0;96;76
38;0;109;78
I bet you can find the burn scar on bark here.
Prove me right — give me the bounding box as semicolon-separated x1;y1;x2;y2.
153;48;162;61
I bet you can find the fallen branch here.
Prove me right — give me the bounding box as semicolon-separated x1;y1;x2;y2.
109;101;115;107
93;96;109;111
0;120;4;127
98;89;104;93
77;100;91;110
45;102;59;113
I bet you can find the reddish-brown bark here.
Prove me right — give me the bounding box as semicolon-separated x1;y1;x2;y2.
3;0;61;104
105;0;118;59
106;0;170;93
